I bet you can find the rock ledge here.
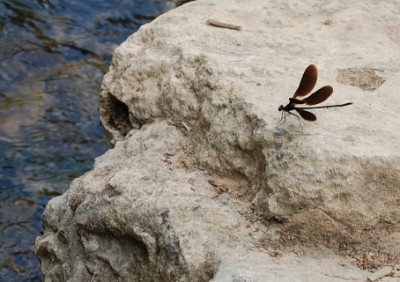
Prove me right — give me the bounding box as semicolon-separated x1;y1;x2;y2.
36;0;400;281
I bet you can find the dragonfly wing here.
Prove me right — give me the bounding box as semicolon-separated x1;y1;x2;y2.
302;86;333;105
289;98;305;104
295;108;317;121
293;64;318;98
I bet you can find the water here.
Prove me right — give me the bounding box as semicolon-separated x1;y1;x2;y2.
0;0;190;280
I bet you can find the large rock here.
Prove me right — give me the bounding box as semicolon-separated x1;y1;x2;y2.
36;0;400;281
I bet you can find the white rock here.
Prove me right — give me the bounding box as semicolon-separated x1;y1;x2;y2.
36;0;400;281
367;266;393;281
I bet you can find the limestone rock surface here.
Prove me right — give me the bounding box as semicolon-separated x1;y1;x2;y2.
36;0;400;281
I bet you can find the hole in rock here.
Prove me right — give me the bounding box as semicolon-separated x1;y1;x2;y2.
106;93;133;136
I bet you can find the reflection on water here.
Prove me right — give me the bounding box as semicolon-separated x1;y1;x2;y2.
0;0;188;280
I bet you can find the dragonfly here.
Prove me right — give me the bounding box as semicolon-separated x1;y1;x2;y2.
278;64;352;125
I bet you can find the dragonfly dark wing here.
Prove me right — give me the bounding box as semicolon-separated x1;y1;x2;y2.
289;98;304;104
302;86;333;105
293;64;318;98
295;108;317;121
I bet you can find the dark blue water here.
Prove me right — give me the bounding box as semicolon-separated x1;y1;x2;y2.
0;0;190;280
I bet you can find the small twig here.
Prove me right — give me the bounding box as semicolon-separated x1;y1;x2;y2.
206;19;241;31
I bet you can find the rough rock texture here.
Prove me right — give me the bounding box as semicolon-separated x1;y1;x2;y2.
36;0;400;281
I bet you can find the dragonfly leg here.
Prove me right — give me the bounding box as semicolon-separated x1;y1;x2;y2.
276;111;287;128
277;111;304;129
287;111;304;129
